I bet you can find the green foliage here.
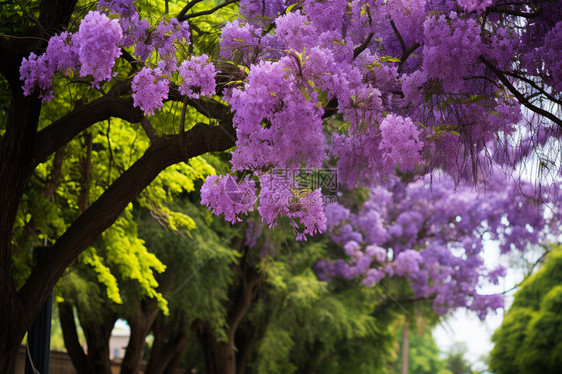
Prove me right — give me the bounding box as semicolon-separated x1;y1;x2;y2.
249;242;395;374
137;201;239;340
490;246;562;374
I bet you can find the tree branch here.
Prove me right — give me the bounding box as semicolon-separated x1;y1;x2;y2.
19;118;236;319
502;70;562;106
60;302;88;374
177;0;204;20
353;33;374;59
34;96;143;164
488;6;541;18
390;19;420;74
177;0;238;21
390;20;406;55
179;97;188;133
398;43;420;74
141;117;159;141
479;56;562;128
167;86;232;120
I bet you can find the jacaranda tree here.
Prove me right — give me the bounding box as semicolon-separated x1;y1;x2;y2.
1;0;560;372
316;172;561;320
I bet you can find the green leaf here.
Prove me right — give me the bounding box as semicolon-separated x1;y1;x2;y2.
286;3;298;13
299;86;311;101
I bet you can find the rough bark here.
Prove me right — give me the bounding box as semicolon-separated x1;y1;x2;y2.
120;299;159;374
0;1;76;372
0;92;43;374
145;318;189;374
81;315;117;374
60;302;88;374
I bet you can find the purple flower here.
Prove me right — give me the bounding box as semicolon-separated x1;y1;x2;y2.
201;175;256;224
178;55;217;99
76;11;123;88
131;67;169;115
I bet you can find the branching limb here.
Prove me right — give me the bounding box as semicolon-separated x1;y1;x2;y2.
353;33;374;59
390;20;406;55
177;0;204;20
479;56;562;128
178;0;238;21
19;116;237;321
502;70;562;106
398;43;420;74
141;117;159;141
167;86;232;120
34;96;143;164
390;19;421;74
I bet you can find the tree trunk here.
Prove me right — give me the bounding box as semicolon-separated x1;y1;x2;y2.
197;322;237;374
235;319;263;374
196;244;262;374
162;335;189;374
0;92;42;374
120;299;159;374
60;303;115;374
120;319;147;374
145;317;189;374
0;2;236;371
81;315;117;374
0;315;26;374
401;319;409;374
60;302;88;374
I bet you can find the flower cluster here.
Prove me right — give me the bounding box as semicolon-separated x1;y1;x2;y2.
258;173;327;241
316;173;559;317
379;115;424;172
200;175;256;224
178;55;217;99
131;68;169;115
20;11;121;99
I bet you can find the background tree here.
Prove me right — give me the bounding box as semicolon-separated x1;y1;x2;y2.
443;342;474;374
489;245;562;374
392;319;452;374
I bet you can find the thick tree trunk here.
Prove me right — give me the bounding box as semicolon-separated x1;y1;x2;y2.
145;317;189;374
120;299;159;374
0;1;77;372
197;322;237;374
0;2;236;372
0;316;26;374
162;340;188;374
235;320;262;374
81;315;117;374
60;302;88;374
61;300;116;374
120;320;148;374
0;92;41;374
